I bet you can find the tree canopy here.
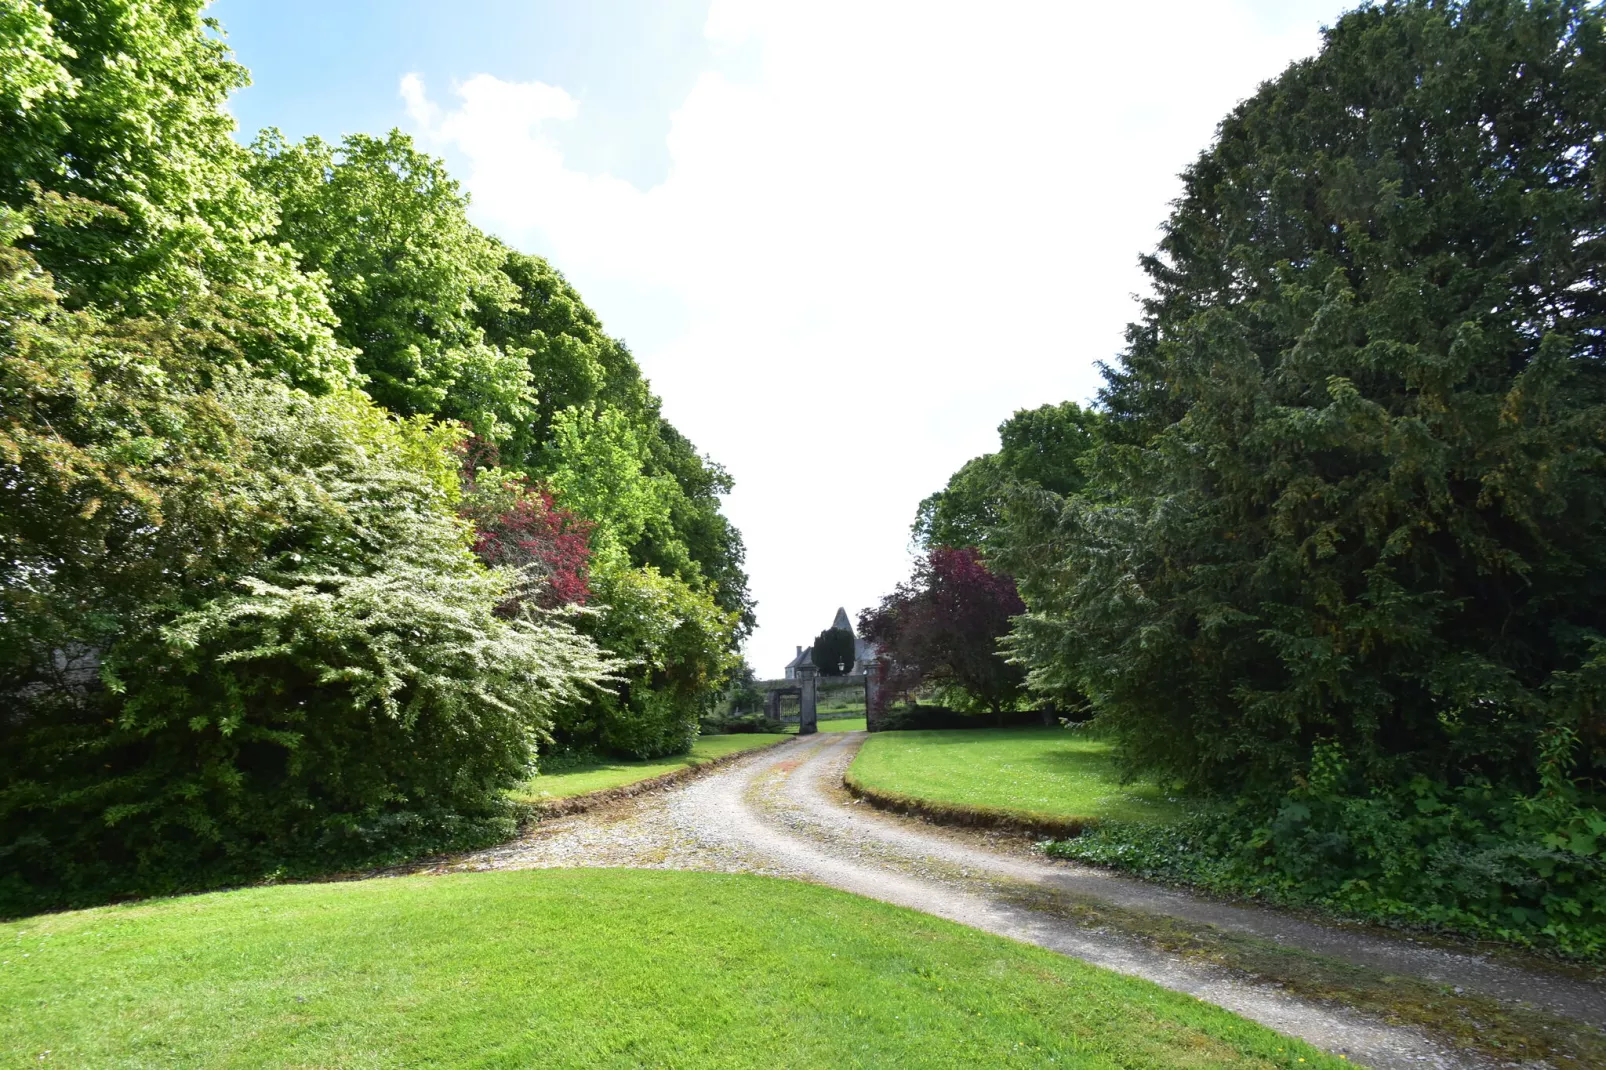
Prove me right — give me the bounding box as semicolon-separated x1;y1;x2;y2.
248;130;531;435
246;128;752;644
241;122;753;761
0;0;750;909
0;217;615;909
0;0;351;389
915;0;1606;956
1006;0;1606;796
860;548;1026;715
913;402;1100;553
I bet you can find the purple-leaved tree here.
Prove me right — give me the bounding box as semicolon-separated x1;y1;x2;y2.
859;547;1026;716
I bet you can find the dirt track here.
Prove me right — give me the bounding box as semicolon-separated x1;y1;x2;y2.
417;732;1606;1070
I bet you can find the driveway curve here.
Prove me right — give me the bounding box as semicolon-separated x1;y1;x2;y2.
421;732;1605;1070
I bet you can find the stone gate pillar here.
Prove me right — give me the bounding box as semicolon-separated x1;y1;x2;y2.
863;660;881;732
797;655;818;736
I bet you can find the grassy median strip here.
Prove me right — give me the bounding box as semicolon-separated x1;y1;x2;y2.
847;727;1182;831
1;869;1342;1069
511;734;789;803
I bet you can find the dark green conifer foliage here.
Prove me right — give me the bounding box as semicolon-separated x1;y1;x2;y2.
811;627;857;676
1007;0;1606;795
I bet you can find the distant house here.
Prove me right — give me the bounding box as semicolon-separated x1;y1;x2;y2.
783;607;877;678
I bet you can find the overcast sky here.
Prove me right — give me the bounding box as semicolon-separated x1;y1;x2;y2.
217;0;1354;678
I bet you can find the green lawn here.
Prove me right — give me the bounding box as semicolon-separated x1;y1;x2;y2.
511;733;788;803
848;727;1182;826
0;869;1340;1069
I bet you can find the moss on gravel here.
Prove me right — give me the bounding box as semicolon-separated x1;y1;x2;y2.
998;881;1606;1069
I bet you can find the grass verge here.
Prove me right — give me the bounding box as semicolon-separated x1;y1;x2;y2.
845;727;1182;834
511;733;789;804
1;869;1345;1069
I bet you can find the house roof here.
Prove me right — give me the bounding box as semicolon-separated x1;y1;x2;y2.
784;610;878;676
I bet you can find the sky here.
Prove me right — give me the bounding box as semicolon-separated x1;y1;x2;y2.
215;0;1354;679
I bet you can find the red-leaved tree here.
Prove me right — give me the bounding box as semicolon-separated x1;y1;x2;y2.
858;547;1027;715
458;440;593;611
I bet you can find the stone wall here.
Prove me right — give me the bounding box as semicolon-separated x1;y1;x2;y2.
757;674;866;693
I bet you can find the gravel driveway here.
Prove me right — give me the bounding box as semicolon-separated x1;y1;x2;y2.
414;732;1605;1070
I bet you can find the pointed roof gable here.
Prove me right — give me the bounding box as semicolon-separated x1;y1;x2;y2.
832;607;853;634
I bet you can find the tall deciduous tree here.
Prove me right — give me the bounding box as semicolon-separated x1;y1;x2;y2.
0;0;351;390
248;130;532;436
562;566;737;759
913;402;1101;553
475;248;653;458
0;0;756;913
251;136;754;640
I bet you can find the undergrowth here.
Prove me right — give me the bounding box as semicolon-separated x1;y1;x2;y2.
1046;768;1606;963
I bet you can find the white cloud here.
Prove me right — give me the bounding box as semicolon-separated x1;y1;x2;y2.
403;0;1347;678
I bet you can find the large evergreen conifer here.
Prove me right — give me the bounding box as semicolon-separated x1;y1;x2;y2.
1007;0;1606;795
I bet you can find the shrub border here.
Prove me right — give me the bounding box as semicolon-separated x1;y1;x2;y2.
526;736;799;820
841;771;1090;840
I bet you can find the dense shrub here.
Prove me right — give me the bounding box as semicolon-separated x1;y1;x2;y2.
701;713;787;735
1049;761;1606;959
245;127;751;749
875;704;1051;732
0;256;612;911
554;566;738;760
0;0;749;911
458;442;594;611
720;658;765;716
